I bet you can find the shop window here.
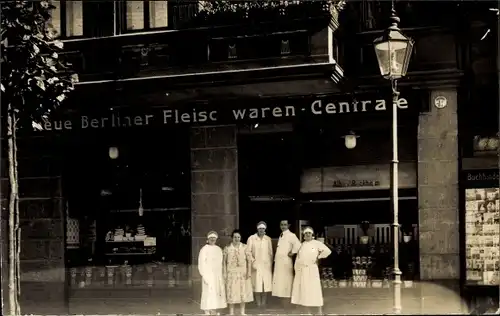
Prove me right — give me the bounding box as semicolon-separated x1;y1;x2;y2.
63;128;191;275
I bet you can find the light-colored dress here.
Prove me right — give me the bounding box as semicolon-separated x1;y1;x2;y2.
247;234;273;293
291;239;332;307
224;243;254;304
198;244;227;311
272;229;301;298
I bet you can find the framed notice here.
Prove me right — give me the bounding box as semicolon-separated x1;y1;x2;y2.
464;169;500;285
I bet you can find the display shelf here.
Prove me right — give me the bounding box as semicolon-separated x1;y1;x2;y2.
105;252;154;256
109;207;190;213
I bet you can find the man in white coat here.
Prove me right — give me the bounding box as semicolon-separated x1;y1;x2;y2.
272;219;301;310
247;221;273;309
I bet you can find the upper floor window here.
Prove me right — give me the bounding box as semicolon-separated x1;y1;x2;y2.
125;1;169;31
49;1;196;38
50;1;84;37
50;0;115;38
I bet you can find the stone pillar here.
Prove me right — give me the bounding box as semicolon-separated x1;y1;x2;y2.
417;89;463;313
1;147;66;315
190;126;238;279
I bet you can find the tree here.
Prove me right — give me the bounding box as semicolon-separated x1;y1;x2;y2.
1;1;77;315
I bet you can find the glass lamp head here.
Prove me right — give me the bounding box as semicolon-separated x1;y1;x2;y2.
373;23;414;79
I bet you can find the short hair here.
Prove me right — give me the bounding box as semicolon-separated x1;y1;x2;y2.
280;220;289;224
231;229;242;238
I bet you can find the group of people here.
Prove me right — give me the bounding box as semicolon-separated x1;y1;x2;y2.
198;220;332;315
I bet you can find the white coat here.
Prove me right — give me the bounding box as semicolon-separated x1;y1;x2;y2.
272;229;301;298
291;239;332;307
247;233;273;293
198;244;227;311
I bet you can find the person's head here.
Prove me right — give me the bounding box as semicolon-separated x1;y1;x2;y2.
206;231;218;245
231;230;242;243
303;226;314;241
256;221;267;236
280;220;290;232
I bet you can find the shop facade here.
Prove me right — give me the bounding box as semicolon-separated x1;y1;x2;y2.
4;1;491;314
9;81;460;313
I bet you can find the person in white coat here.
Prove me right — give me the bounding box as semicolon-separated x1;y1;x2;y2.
272;219;301;310
291;226;332;315
198;231;227;315
247;221;273;309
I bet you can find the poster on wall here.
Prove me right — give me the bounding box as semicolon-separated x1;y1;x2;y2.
464;169;500;285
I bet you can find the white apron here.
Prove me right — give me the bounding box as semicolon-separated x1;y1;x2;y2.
247;234;273;292
198;244;227;311
272;230;301;298
291;239;332;307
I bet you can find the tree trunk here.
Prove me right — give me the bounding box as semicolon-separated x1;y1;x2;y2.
7;106;21;316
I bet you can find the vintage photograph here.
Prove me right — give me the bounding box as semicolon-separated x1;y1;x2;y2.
1;1;499;315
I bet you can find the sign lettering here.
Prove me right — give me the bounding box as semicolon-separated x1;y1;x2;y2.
33;97;411;132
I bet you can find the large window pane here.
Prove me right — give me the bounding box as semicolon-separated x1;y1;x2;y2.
49;1;83;37
66;1;83;37
126;1;145;30
149;1;168;28
49;1;61;35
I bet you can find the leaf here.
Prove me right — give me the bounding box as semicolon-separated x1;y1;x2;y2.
36;79;45;91
71;73;79;83
32;121;43;131
0;83;4;92
52;40;63;49
32;44;40;54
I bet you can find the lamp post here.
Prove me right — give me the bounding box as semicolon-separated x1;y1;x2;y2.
373;4;414;315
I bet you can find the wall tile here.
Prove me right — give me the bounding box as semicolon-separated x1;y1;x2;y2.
418;185;458;210
191;171;237;194
419;254;460;280
190;127;206;149
417;136;458;161
419;225;459;254
206;126;236;147
417;161;458;186
191;148;237;171
191;193;237;215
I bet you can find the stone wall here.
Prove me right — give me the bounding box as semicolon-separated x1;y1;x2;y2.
417;89;463;313
1;136;66;315
190;126;238;278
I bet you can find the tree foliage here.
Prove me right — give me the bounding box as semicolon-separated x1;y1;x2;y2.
198;0;346;15
1;0;78;129
1;1;77;315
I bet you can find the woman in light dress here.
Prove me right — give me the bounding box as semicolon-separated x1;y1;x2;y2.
223;229;254;315
198;231;227;315
291;226;332;314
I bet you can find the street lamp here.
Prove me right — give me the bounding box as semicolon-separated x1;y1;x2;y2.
373;4;414;315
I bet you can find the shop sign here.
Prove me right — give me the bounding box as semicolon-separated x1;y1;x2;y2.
332;180;381;188
464;169;500;188
31;95;412;132
301;162;417;193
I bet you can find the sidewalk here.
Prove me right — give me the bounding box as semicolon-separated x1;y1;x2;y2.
19;281;467;315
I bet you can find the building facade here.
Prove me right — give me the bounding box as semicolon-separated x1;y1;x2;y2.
1;1;499;315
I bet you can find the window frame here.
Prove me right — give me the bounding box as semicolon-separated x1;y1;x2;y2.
51;0;119;39
119;0;172;34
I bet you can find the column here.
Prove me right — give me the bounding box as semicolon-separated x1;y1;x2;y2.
0;138;66;315
417;89;464;313
190;126;238;278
